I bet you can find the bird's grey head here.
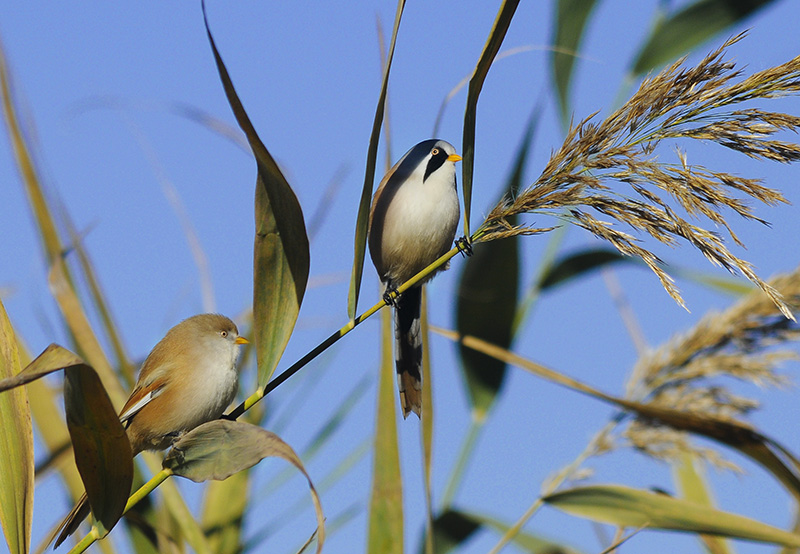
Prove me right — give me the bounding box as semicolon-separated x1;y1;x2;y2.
394;139;459;184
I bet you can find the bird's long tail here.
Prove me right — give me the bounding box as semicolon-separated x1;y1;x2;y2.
394;285;423;418
53;492;90;548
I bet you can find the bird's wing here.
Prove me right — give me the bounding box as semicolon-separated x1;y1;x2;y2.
369;164;403;280
118;376;169;424
118;335;181;424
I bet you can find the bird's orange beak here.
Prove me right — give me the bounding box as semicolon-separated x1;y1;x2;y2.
235;336;249;345
447;154;462;162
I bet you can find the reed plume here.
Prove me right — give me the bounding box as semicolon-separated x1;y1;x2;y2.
479;33;800;318
621;266;800;465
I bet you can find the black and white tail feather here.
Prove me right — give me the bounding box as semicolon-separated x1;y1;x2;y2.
394;286;423;418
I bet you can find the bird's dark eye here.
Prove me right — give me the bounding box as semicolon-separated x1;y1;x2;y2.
220;330;228;338
431;147;440;156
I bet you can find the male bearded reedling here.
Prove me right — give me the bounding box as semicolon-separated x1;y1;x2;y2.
53;314;248;548
368;139;462;418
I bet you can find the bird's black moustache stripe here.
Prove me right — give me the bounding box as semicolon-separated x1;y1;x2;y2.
423;148;448;182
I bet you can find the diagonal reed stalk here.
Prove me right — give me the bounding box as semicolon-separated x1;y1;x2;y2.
483;265;800;551
91;38;800;550
42;31;800;554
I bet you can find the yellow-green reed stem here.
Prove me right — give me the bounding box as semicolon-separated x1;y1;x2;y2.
65;527;100;554
67;469;174;554
68;234;478;551
228;237;474;421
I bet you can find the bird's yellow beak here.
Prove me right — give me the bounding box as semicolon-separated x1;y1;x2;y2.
235;336;249;345
447;154;462;162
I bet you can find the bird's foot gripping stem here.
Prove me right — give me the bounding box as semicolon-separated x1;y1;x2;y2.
455;236;473;257
383;285;400;307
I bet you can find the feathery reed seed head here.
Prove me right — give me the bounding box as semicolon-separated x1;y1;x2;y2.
479;33;800;319
621;266;800;467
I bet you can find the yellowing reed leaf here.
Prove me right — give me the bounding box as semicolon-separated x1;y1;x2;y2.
545;484;800;547
64;364;132;539
164;420;324;554
202;3;310;387
0;300;33;554
368;308;403;554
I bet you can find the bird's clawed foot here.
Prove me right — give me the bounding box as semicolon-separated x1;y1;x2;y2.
455;236;473;257
383;285;400;307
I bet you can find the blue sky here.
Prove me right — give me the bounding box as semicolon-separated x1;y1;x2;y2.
2;2;800;553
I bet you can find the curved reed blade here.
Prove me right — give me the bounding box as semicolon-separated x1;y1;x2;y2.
538;248;629;291
455;112;535;416
0;300;33;554
367;308;403;554
545;484;800;547
551;0;600;123
632;0;778;75
64;363;133;540
163;419;325;553
202;3;310;386
0;344;86;394
461;0;520;241
347;0;406;320
433;46;536;139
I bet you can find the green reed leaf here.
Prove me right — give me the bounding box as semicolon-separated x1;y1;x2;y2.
545;484;800;547
368;308;403;554
202;3;310;386
461;0;520;240
552;0;599;122
0;300;33;554
632;0;777;75
347;0;406;319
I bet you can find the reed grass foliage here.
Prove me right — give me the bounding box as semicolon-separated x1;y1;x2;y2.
622;265;800;468
4;3;800;553
479;34;800;318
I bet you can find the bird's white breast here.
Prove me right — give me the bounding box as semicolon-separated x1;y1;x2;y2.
181;337;239;428
379;165;460;285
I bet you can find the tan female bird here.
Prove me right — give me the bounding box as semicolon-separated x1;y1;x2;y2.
54;313;248;547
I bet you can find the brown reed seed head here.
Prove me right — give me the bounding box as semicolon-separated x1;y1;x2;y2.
621;266;800;467
480;33;800;319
